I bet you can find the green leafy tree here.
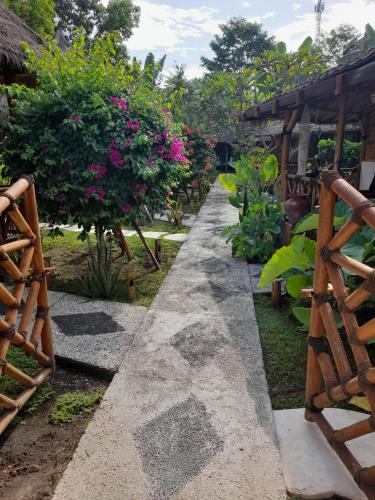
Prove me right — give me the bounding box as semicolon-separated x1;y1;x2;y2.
97;0;140;39
201;17;274;72
55;0;140;40
319;24;360;66
3;0;56;35
55;0;104;39
254;37;326;100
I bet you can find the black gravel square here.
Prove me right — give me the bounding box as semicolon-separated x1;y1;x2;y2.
135;396;223;498
52;312;124;336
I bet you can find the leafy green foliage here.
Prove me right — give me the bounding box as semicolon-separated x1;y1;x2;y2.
3;0;56;35
201;17;274;72
3;33;187;238
219;152;278;214
223;195;284;262
49;389;105;424
317;139;362;169
259;235;316;289
80;236;124;299
55;0;140;40
253;37;325;100
183;126;217;200
318;24;360;66
24;383;53;413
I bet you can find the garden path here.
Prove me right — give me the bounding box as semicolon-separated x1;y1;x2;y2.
53;181;285;500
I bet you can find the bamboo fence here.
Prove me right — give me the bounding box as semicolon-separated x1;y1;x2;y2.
0;176;53;434
305;170;375;499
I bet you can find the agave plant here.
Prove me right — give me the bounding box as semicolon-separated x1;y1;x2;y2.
80;236;124;300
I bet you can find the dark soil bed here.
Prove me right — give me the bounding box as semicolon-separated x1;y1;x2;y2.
0;365;108;500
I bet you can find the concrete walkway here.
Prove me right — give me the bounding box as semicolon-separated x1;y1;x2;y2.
53;182;285;500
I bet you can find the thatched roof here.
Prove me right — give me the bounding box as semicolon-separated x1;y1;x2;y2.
0;4;44;72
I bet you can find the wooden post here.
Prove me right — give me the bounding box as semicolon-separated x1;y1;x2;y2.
155;239;162;264
334;75;346;172
132;221;161;271
271;279;282;307
126;270;136;302
280;112;292;203
305;173;335;417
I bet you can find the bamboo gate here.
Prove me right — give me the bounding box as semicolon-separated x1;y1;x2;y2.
306;170;375;499
0;175;53;434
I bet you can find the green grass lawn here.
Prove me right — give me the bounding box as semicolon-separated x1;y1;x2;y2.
254;294;307;410
42;222;187;308
254;294;375;412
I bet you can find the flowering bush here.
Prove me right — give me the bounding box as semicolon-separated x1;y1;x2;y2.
183;126;217;199
2;34;188;238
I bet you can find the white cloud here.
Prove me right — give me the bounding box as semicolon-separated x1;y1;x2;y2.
292;3;302;10
263;11;277;20
241;1;252;7
184;65;207;80
274;0;375;50
126;1;223;51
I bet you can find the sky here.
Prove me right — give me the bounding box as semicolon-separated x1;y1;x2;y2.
112;0;375;79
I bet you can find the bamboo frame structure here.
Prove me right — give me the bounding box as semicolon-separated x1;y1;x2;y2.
0;175;53;434
305;170;375;499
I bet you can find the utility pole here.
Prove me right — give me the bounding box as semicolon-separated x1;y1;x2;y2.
314;0;325;42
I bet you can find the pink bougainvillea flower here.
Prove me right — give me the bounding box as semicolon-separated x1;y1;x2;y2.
97;188;106;201
127;119;140;132
88;163;107;179
191;180;198;189
121;203;133;214
108;141;124;167
162;107;169;114
165;203;172;210
68;115;81;122
109;97;127;111
162;131;168;141
147;156;154;165
84;185;96;198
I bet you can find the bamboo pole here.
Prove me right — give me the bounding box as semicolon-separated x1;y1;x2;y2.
0;177;31;214
132;221;161;271
305;176;335;417
8;206;34;239
155;239;162;264
328;220;362;252
280;112;291;203
4;363;36;387
0;367;51;435
334;417;375;443
1;239;33;253
23;184;54;361
319;302;352;381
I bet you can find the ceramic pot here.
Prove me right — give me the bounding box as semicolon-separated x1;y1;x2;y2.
285;194;310;225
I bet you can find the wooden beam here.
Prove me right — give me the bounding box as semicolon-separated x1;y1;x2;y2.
334;76;346;172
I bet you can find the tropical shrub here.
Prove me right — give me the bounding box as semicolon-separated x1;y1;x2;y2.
220;152;282;261
183;125;217;202
219;151;278;216
259;201;375;328
317;139;362;169
223;194;284;262
2;33;188;240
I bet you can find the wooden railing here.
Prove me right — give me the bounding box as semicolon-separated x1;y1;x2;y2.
305;170;375;499
0;176;53;433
